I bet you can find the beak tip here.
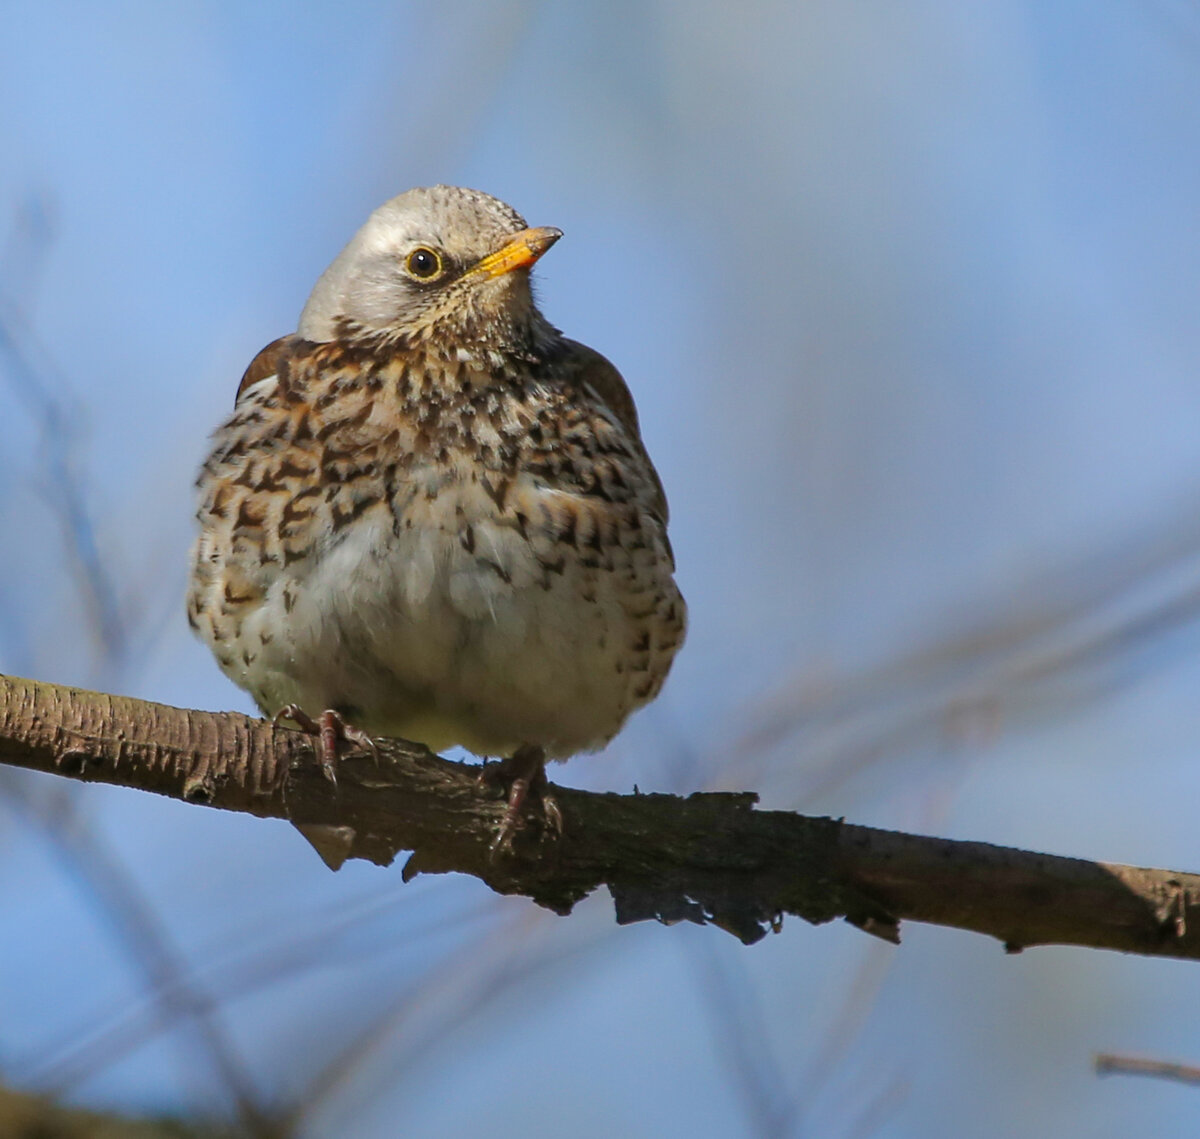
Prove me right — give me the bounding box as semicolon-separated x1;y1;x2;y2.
475;226;564;278
531;226;564;255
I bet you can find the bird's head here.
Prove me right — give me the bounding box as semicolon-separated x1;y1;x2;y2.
297;185;562;353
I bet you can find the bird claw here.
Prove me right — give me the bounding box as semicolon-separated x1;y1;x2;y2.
273;705;379;786
481;745;563;856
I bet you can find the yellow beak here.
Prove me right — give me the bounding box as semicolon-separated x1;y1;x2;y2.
472;226;563;278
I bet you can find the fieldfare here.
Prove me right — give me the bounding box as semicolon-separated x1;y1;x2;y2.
188;185;686;850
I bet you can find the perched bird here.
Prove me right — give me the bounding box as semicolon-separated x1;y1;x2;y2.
188;185;686;848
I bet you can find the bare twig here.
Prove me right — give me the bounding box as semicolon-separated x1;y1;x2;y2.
1094;1052;1200;1086
2;776;275;1133
736;496;1200;803
843;1074;910;1139
684;935;799;1137
21;888;498;1095
0;285;128;668
282;908;542;1129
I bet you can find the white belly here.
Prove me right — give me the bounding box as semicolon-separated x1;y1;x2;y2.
236;490;643;759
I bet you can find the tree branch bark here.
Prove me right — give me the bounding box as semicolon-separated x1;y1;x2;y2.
2;672;1197;955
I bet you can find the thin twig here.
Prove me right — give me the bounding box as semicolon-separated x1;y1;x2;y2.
0;206;128;667
21;888;498;1094
3;776;277;1135
1094;1052;1200;1086
684;935;800;1137
735;497;1200;804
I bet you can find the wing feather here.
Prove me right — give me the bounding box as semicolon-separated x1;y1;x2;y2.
235;336;289;404
554;338;669;524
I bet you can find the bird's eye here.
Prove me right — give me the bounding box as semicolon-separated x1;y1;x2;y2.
405;247;443;280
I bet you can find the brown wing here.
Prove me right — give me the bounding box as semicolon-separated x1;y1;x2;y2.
558;338;642;439
556;338;669;524
235;336;289;404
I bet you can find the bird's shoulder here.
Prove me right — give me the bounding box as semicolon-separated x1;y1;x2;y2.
235;336;292;404
543;337;669;524
548;337;644;445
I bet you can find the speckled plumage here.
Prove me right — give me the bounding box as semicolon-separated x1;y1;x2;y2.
188;186;684;765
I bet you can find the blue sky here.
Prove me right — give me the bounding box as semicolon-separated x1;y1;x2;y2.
5;2;1200;1135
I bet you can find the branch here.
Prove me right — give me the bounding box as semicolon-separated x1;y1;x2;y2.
1095;1052;1200;1086
2;672;1198;955
0;1082;241;1139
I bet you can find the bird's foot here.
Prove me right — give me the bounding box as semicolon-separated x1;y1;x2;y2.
480;744;563;855
273;705;379;785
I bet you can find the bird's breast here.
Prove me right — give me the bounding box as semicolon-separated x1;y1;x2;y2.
190;346;684;756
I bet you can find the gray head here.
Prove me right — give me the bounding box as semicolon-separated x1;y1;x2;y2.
298;185;562;348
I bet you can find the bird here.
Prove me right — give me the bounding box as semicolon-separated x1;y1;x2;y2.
187;184;686;851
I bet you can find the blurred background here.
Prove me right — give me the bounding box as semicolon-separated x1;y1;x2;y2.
3;1;1200;1135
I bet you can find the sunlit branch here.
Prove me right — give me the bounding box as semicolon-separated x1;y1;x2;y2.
3;672;1200;959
